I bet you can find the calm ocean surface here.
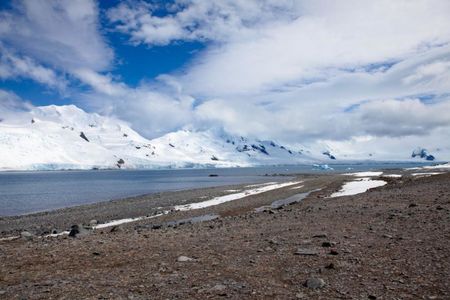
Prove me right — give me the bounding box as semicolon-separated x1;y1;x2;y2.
0;163;432;216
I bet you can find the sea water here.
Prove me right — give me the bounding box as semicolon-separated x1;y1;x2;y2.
0;162;433;216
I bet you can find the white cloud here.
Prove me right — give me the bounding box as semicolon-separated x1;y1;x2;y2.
0;44;66;90
72;68;126;96
76;76;195;138
107;0;297;46
0;0;113;72
403;59;450;89
0;89;33;123
352;98;450;137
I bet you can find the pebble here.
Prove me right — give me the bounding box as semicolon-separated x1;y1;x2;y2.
69;224;91;237
313;233;328;238
110;226;121;233
177;256;194;262
325;263;335;269
20;231;34;241
295;248;320;256
304;278;326;289
321;241;333;247
210;284;227;296
329;249;339;255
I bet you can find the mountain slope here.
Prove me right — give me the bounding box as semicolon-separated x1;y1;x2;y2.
0;105;322;171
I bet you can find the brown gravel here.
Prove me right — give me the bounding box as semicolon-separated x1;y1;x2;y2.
0;172;449;299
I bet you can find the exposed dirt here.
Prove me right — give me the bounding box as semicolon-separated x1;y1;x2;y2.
0;172;449;299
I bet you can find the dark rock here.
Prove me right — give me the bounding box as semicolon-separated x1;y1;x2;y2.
79;132;89;142
322;150;336;160
325;263;335;269
368;295;377;299
110;226;121;233
313;233;328;238
68;225;80;237
329;249;339;255
152;224;162;230
408;203;417;208
411;148;435;161
321;241;333;247
92;252;101;256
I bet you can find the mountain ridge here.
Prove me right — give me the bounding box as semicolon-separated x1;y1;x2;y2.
0;104;447;171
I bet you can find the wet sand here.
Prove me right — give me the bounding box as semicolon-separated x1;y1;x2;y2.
0;170;449;299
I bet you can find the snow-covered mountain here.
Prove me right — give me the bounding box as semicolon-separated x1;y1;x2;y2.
0;105;324;171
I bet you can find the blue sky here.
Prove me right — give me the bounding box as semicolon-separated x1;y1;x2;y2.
1;0;450;158
0;1;205;106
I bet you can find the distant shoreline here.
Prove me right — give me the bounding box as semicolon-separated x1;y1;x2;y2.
0;160;443;173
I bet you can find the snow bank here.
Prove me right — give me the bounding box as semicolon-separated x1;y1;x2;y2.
175;181;303;211
382;174;402;178
411;172;444;177
94;212;168;229
344;171;383;177
330;178;387;198
291;185;304;190
423;163;450;169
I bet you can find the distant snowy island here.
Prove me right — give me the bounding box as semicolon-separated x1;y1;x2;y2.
0;105;447;171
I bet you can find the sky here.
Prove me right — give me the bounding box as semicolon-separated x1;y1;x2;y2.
1;0;450;159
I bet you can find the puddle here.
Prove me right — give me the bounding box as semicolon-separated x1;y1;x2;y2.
270;192;311;209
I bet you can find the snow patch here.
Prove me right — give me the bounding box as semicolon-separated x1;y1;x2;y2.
423;163;450;169
175;181;303;211
291;185;304;190
245;182;278;188
382;174;402;178
330;178;387;198
411;172;444;177
93;212;168;229
344;171;383;177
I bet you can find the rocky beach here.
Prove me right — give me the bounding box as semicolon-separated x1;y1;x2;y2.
0;169;449;299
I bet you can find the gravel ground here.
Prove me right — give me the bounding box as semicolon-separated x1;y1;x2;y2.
0;171;449;299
